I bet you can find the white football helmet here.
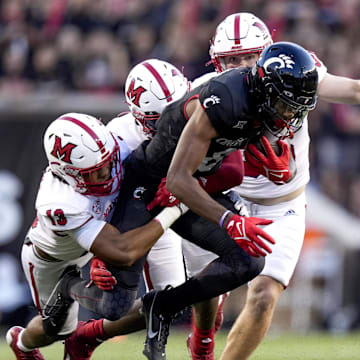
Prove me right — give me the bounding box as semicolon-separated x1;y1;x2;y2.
43;113;122;196
209;12;273;72
125;58;189;137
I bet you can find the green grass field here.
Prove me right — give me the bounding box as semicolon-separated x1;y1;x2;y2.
1;329;360;359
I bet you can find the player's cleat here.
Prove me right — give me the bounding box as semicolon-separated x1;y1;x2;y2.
63;320;103;360
42;265;81;336
142;289;173;360
6;326;45;360
186;332;215;360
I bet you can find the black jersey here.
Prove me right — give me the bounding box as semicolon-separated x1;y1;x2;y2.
126;67;261;184
108;70;264;315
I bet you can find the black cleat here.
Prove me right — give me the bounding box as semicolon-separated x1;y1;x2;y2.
42;265;81;336
142;290;173;360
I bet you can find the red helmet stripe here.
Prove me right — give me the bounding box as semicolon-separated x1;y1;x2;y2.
254;21;266;34
142;61;173;103
59;116;105;151
234;14;241;45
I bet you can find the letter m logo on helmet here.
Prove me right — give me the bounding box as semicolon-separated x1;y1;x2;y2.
126;78;146;107
51;136;77;164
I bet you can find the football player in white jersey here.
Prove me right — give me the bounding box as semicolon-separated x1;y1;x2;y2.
6;112;187;360
186;12;360;360
107;58;190;294
60;60;190;360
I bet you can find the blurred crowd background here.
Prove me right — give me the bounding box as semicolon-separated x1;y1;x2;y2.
1;0;360;214
1;0;360;335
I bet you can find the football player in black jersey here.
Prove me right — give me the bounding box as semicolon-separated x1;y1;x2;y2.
107;41;318;360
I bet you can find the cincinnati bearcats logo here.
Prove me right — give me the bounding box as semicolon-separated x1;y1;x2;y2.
133;186;146;200
203;95;220;108
51;136;76;164
127;78;146;107
263;54;295;72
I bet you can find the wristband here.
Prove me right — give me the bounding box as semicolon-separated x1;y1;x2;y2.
219;210;232;228
154;206;182;231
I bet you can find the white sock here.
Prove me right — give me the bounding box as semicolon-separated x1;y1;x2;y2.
17;329;34;352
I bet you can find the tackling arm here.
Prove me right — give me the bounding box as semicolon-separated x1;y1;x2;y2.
90;204;186;267
318;73;360;104
90;221;164;267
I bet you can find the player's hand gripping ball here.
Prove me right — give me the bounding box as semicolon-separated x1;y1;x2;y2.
245;131;296;185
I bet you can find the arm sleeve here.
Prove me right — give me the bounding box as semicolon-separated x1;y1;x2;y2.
69;218;107;251
198;80;235;135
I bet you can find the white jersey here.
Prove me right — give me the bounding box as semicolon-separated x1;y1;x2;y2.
191;54;327;199
107;113;148;151
191;72;218;90
27;138;131;261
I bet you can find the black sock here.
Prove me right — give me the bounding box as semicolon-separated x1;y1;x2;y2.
155;252;263;318
156;273;237;318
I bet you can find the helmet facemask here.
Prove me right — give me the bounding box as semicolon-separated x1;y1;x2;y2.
258;80;316;137
59;136;121;196
131;109;159;137
211;49;263;73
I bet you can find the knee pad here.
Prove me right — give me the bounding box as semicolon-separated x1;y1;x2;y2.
107;257;145;290
99;288;137;321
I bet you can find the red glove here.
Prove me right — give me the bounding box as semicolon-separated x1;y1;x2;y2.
245;136;292;185
225;214;275;257
88;257;117;291
147;178;180;211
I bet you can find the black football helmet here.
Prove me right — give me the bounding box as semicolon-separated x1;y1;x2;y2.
249;41;318;137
